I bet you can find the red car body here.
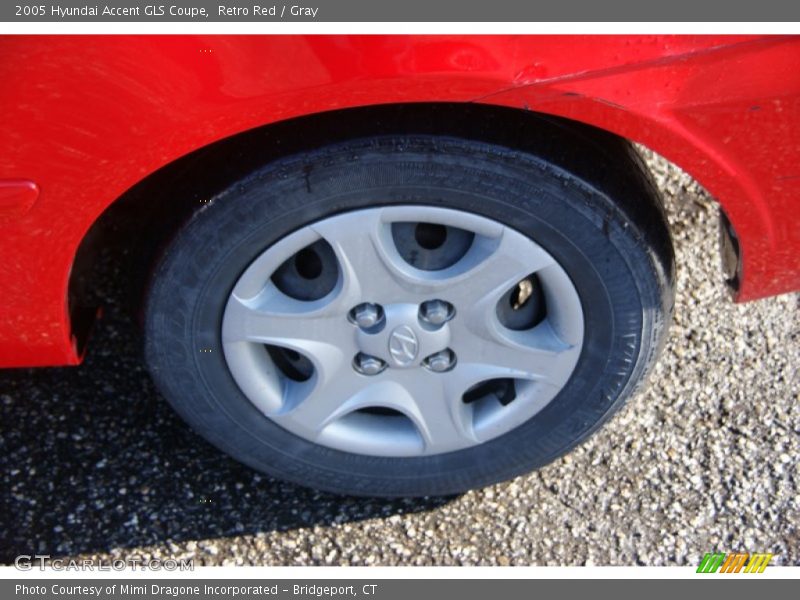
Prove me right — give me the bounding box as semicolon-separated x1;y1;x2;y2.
0;35;798;368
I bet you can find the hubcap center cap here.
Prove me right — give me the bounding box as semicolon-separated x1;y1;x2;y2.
356;303;451;369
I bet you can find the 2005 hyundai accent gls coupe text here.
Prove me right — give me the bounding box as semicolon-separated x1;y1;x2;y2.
1;35;798;496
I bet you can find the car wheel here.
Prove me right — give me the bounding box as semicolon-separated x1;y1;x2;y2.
144;135;674;497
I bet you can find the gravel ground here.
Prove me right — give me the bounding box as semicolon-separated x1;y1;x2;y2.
0;152;797;566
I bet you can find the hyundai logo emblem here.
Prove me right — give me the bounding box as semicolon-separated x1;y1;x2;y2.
388;325;419;365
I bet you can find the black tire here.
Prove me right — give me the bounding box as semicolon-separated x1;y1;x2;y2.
144;134;674;497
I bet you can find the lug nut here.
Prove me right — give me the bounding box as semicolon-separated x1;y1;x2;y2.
419;299;454;326
353;353;386;376
423;349;456;373
350;303;383;329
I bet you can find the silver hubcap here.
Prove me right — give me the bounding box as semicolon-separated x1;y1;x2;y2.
221;206;584;457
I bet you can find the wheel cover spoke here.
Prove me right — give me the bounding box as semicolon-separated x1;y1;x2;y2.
436;227;555;305
223;291;348;352
311;209;417;304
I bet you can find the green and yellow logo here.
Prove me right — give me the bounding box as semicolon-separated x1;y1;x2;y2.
697;552;773;573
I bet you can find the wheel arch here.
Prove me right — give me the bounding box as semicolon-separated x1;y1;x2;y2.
70;102;682;352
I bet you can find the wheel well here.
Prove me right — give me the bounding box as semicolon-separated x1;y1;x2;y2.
68;102;670;338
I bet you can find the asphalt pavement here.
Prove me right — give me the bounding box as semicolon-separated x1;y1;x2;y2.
1;151;797;566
